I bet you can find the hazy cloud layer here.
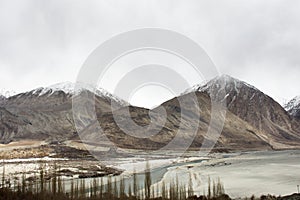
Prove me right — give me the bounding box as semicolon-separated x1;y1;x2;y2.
0;0;299;107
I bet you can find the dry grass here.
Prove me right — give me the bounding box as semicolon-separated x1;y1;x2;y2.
0;146;51;159
0;140;44;149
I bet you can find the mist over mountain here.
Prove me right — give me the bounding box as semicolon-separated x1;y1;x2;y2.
0;75;299;151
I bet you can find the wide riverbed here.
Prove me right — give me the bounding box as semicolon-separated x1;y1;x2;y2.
149;150;300;198
87;150;300;198
1;150;299;198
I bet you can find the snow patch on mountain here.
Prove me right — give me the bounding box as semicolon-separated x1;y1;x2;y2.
0;89;16;98
284;96;300;115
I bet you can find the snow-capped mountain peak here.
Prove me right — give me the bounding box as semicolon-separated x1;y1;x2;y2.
28;82;98;96
201;74;258;92
184;74;259;95
43;81;76;95
25;82;128;106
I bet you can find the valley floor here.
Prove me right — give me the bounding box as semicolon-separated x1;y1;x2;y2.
153;150;300;198
0;140;300;198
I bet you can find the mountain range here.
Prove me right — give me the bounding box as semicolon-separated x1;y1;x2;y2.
0;75;299;152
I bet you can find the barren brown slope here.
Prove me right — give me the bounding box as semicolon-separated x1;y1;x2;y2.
0;107;31;143
80;91;272;151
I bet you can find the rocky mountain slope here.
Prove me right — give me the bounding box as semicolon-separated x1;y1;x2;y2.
191;75;300;149
284;96;300;119
94;91;272;151
0;77;299;151
0;95;6;104
0;107;31;143
0;83;127;144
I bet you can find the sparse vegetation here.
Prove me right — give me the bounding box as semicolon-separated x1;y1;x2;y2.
1;161;297;200
0;161;230;200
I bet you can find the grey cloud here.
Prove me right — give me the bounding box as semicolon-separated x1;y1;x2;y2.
0;0;299;107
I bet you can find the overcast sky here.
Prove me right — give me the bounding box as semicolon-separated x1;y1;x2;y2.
0;0;299;108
